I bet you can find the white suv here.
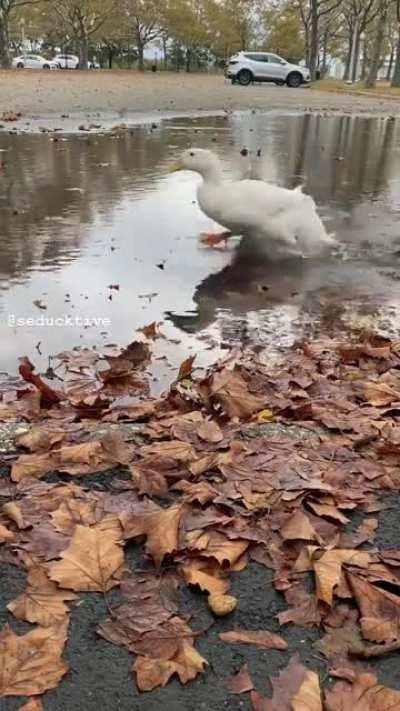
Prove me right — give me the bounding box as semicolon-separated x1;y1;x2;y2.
226;51;310;88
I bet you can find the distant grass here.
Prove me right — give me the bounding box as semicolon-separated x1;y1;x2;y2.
311;78;400;98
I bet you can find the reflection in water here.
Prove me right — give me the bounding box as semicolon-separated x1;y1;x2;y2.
0;113;400;375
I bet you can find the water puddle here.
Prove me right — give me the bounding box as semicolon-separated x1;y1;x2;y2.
1;112;400;385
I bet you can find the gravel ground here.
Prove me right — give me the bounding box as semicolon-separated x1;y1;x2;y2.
1;70;400;122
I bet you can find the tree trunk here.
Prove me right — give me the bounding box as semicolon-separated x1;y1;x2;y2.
0;14;10;69
137;41;144;70
304;27;311;67
79;35;89;69
162;35;167;69
343;38;352;80
309;0;319;80
360;41;368;80
391;32;400;86
365;3;387;88
386;47;394;80
321;29;328;76
185;47;192;72
351;28;361;81
108;47;113;69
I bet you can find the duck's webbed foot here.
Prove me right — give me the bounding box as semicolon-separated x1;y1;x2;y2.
199;231;232;248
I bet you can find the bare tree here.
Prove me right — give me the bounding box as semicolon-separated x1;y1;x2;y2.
51;0;116;69
343;0;381;81
0;0;45;67
365;0;388;87
391;0;400;84
296;0;343;79
122;0;161;71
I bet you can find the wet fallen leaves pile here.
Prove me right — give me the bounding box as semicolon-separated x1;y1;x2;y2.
2;332;400;707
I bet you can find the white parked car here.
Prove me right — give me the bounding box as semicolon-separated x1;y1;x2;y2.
53;54;100;69
54;53;79;69
225;51;310;88
12;54;59;70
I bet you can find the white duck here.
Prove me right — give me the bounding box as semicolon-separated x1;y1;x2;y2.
170;148;336;257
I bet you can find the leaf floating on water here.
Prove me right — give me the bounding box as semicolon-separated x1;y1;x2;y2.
138;321;163;340
33;299;47;310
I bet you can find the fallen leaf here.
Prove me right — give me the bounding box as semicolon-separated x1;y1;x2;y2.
362;382;399;406
314;618;364;663
251;655;321;710
17;700;44;711
339;519;378;548
228;663;254;694
292;669;322;710
197;419;224;443
133;639;206;690
324;672;400;711
18;357;61;405
207;367;265;419
178;355;196;380
17;426;66;452
182;558;230;595
121;504;182;568
0;623;68;696
132;617;207;690
0;523;15;544
281;510;319;541
219;629;287;650
138;321;161;339
7;566;77;626
348;572;400;642
313;549;371;605
3;502;26;529
139;439;196;464
307;501;349;524
48;523;123;592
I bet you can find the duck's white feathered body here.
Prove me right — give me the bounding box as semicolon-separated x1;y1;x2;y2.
176;149;336;257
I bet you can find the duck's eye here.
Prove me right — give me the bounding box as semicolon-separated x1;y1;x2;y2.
189;151;195;157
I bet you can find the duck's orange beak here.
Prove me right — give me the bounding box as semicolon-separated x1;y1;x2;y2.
168;161;184;173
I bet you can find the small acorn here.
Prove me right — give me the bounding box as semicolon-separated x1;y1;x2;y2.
208;593;237;616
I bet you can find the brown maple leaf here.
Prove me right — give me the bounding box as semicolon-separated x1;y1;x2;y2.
219;629;287;650
196;419;224;443
347;572;400;643
18;357;62;406
48;523;123;592
228;662;254;694
324;672;400;711
17;700;44;711
177;354;196;380
311;549;371;606
132;618;207;691
0;622;69;697
0;523;15;544
281;510;319;542
207;367;265;419
182;558;230;595
7;565;77;626
250;654;322;710
120;504;182;568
